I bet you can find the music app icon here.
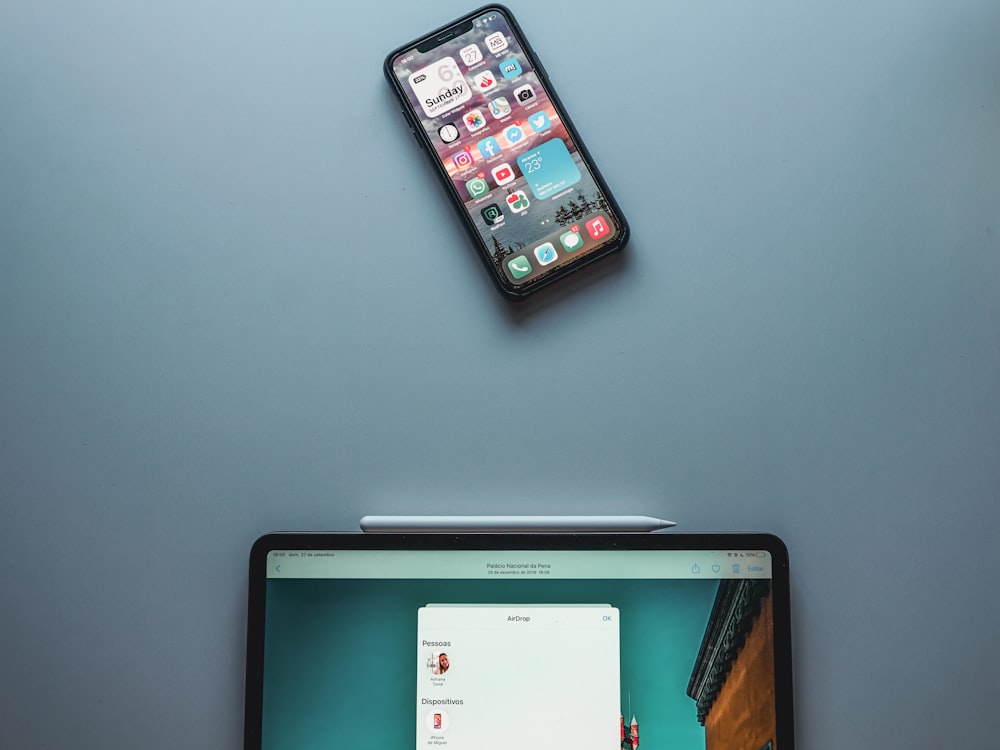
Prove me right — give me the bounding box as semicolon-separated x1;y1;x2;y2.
586;215;611;239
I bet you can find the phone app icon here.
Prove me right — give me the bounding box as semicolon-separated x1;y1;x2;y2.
463;109;487;132
587;215;611;239
506;190;530;212
452;150;475;170
438;122;461;143
491;163;515;186
504;125;525;145
488;96;511;119
477;137;501;159
460;44;483;66
507;254;532;279
466;177;489;198
473;70;498;94
485;31;508;54
534;242;557;266
528;111;551;133
408;56;471;118
499;57;522;79
481;203;504;225
560;228;584;252
514;85;536;105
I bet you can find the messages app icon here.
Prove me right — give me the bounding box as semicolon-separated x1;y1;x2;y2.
560;228;583;253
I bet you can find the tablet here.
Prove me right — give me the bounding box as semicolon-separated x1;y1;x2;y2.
244;532;794;750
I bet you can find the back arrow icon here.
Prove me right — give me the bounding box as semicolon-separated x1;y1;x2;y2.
275;564;281;573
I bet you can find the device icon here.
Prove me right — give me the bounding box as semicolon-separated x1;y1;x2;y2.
481;203;504;225
438;122;461;143
506;190;530;212
485;31;508;54
452;150;475;170
491;163;515;186
488;96;511;119
514;84;535;104
464;109;487;132
499;57;522;79
466;176;489;198
460;44;483;66
586;215;610;239
528;111;551;132
474;70;498;94
504;125;525;145
559;228;583;252
534;242;557;266
507;254;531;279
477;137;501;159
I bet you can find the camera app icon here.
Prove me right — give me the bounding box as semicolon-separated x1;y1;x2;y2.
514;84;536;104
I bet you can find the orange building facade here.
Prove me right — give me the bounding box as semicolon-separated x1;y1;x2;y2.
687;579;776;750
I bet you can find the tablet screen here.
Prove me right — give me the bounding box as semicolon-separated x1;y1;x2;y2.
245;536;792;750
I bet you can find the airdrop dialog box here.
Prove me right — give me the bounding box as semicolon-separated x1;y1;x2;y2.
416;604;620;750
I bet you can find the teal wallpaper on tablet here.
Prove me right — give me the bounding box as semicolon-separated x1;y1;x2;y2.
261;579;718;750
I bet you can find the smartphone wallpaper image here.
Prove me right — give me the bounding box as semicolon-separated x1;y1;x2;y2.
389;10;623;289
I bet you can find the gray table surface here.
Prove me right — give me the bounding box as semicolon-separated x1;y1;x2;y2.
2;1;998;747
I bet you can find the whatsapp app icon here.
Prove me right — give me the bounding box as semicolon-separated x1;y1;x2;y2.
466;177;489;198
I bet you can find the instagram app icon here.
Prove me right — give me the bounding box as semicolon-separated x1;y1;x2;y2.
452;151;474;170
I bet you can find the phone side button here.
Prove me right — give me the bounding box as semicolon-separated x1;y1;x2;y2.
409;127;424;149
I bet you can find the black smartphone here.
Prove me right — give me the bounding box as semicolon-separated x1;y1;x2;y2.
385;5;628;298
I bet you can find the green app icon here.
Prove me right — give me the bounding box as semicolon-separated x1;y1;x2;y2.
559;230;584;253
507;254;532;280
466;177;489;198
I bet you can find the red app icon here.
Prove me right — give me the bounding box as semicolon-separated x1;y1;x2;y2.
586;215;610;239
491;163;515;186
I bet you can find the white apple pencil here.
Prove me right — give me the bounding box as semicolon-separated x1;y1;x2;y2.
359;515;676;533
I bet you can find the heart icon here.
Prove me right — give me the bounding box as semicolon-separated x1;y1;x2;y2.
711;564;721;573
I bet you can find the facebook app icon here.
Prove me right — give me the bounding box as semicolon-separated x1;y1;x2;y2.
477;137;501;160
